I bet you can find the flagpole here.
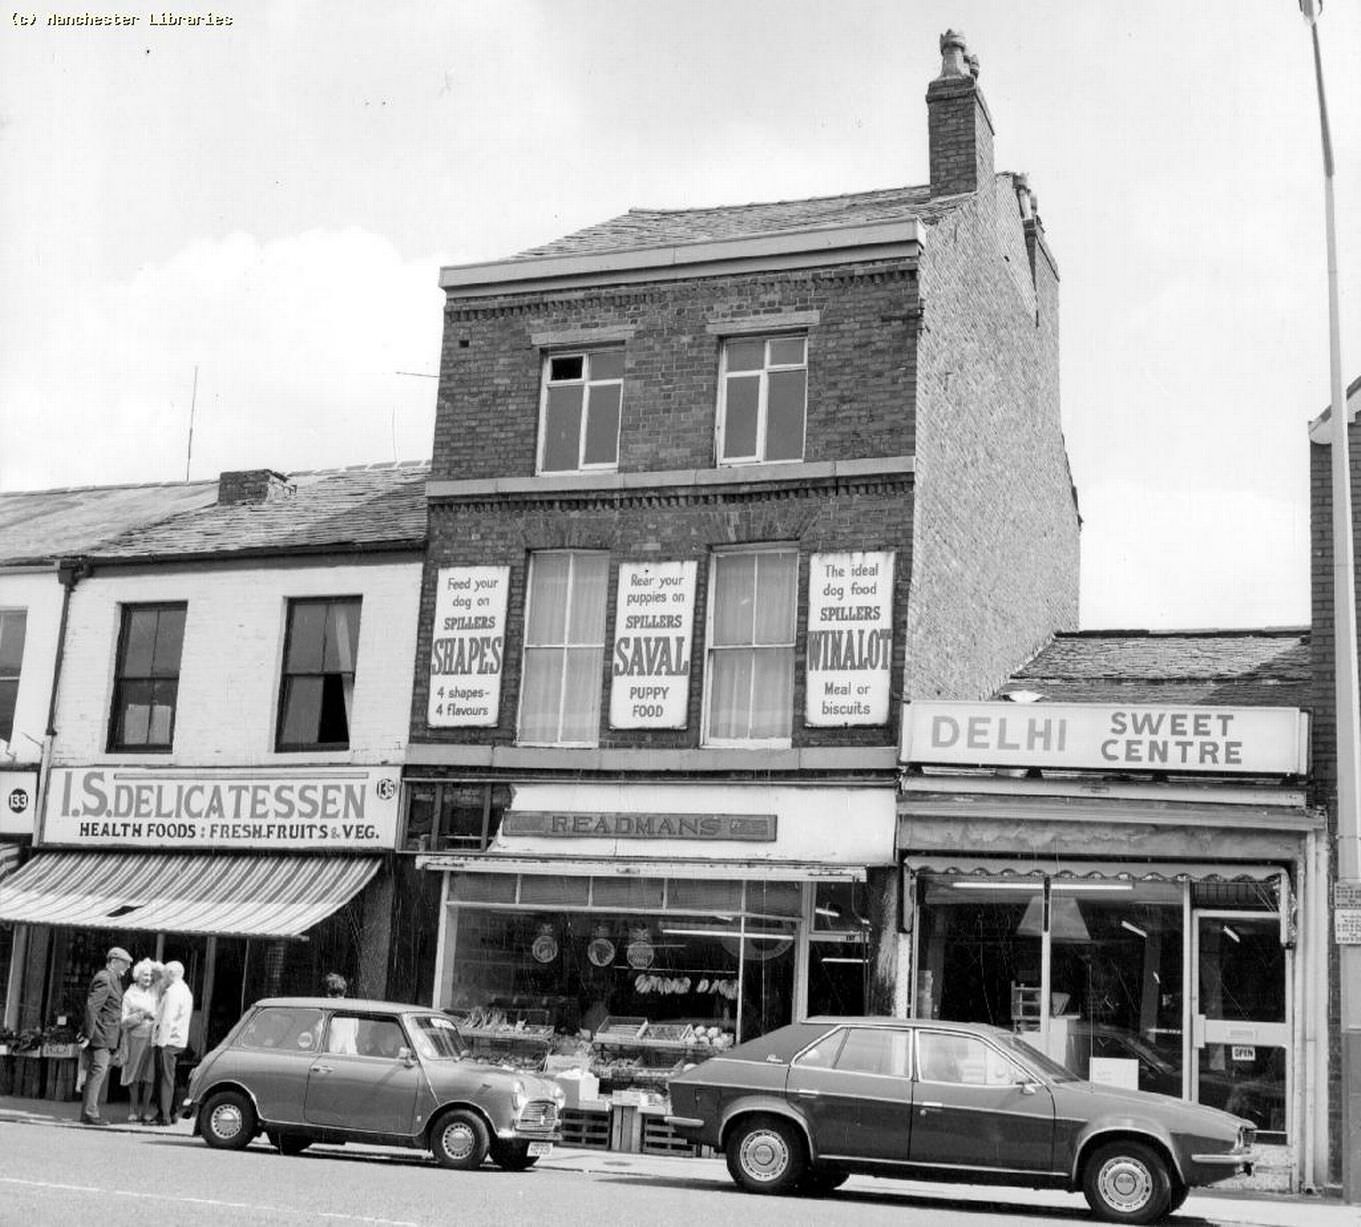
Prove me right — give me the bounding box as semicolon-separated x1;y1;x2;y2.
1300;0;1361;1201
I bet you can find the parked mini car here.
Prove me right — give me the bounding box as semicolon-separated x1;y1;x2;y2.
666;1017;1256;1224
183;997;562;1171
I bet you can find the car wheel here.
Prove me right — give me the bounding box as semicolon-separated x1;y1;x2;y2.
200;1090;257;1151
798;1165;849;1195
431;1108;490;1170
1168;1181;1189;1214
266;1130;312;1156
1082;1139;1173;1224
488;1139;539;1171
725;1115;806;1195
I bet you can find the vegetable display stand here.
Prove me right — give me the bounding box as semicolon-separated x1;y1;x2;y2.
44;1057;77;1101
609;1101;643;1153
14;1053;43;1098
0;1054;13;1096
559;1105;611;1150
640;1108;701;1157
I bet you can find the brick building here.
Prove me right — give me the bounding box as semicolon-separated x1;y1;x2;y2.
406;31;1079;1074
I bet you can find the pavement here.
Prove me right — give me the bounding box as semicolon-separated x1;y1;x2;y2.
0;1094;1356;1227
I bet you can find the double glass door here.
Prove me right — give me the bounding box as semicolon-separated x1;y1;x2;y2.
1191;911;1289;1139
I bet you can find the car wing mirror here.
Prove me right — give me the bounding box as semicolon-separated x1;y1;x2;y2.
398;1046;417;1067
1016;1077;1040;1095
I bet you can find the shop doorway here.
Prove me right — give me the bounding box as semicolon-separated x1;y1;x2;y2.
1191;911;1289;1140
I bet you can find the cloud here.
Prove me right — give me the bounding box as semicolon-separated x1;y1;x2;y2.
1;228;444;489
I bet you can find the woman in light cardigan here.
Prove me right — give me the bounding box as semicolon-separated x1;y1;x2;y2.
120;959;161;1122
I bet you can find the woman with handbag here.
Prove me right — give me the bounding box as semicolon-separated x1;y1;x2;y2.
119;959;161;1123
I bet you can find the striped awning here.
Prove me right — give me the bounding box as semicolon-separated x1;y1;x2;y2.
0;841;20;880
0;851;379;938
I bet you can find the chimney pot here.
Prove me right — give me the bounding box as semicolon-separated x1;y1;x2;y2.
927;30;995;198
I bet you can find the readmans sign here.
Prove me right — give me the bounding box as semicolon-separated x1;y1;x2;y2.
900;701;1307;775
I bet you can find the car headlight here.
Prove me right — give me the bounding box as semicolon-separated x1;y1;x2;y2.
1237;1125;1256;1151
552;1084;566;1107
512;1078;527;1112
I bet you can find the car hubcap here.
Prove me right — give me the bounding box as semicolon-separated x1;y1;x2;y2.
1098;1156;1153;1212
211;1103;243;1140
442;1122;474;1161
740;1130;789;1182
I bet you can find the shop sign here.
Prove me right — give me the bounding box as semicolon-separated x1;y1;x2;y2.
42;766;401;850
0;769;38;836
609;560;697;729
503;811;778;841
428;565;509;727
901;701;1307;775
806;551;894;727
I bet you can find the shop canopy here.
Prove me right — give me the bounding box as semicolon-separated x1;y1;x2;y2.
0;842;19;882
0;851;379;938
902;855;1287;885
417;853;865;882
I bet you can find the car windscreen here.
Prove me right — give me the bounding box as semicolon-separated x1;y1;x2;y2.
409;1014;469;1059
1001;1031;1081;1082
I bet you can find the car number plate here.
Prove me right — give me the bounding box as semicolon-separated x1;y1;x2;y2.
527;1142;553;1157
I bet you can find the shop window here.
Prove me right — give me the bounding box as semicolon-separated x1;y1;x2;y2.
277;597;361;751
538;349;624;473
746;879;803;918
403;782;505;852
808;881;869;1017
451;872;516;904
717;334;807;464
703;548;797;744
0;608;27;743
666;878;743;914
590;876;665;911
108;603;186;752
519;875;591;907
519;551;609;745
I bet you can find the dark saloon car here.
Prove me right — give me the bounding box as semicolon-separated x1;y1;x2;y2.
666;1017;1256;1224
184;998;562;1170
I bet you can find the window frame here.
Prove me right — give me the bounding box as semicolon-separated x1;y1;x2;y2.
701;546;798;748
715;333;808;466
536;348;625;475
516;550;610;747
107;602;187;754
0;608;28;744
275;596;363;753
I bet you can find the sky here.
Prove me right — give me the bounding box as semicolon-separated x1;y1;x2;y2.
2;1;1359;632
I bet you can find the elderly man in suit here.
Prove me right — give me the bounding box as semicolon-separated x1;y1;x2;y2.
82;945;132;1125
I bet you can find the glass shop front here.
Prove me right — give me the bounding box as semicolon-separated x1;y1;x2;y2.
435;871;870;1103
911;868;1290;1141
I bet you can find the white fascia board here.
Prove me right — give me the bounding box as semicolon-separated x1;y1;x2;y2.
1306;381;1361;444
440;218;925;295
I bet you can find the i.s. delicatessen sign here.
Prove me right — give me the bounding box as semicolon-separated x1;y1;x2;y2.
43;767;401;849
806;551;895;726
428;565;509;727
609;560;697;729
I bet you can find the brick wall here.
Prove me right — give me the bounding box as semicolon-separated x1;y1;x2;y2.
432;263;920;483
907;173;1078;700
415;482;913;750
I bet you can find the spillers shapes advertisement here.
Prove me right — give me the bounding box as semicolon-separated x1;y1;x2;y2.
428;565;510;727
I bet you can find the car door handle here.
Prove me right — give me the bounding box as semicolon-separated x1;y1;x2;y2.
918;1101;943;1110
310;1064;334;1074
793;1089;821;1098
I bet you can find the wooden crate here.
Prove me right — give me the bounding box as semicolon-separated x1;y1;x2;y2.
559;1107;610;1150
641;1114;700;1158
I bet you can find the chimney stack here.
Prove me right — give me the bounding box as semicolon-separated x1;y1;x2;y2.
926;29;995;199
217;469;294;505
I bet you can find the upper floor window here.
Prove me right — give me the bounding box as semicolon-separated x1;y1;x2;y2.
704;549;797;745
108;604;186;752
277;597;361;751
0;609;28;743
519;552;608;745
538;350;624;473
717;335;807;465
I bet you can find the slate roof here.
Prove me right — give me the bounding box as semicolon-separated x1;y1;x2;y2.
511;182;961;261
0;480;220;567
0;463;429;568
998;630;1312;710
